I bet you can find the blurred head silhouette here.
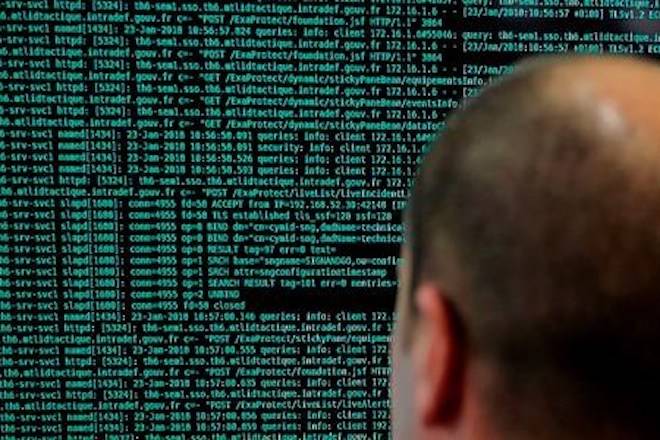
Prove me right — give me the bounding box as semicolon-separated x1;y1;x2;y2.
391;54;660;440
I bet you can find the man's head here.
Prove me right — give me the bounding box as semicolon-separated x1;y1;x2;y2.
391;54;660;439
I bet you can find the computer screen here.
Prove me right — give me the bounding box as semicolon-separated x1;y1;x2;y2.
0;0;656;437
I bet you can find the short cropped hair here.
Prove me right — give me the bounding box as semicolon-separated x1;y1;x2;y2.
404;54;660;438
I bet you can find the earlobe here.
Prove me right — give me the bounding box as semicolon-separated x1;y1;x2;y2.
413;282;465;427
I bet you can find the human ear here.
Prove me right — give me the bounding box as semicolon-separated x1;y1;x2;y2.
412;282;464;426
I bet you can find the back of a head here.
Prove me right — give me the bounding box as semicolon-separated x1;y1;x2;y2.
405;54;660;438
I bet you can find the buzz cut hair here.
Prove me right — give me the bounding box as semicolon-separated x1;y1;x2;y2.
403;54;660;438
